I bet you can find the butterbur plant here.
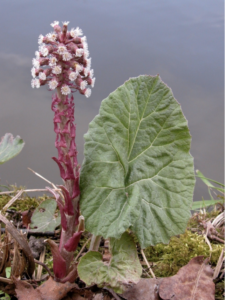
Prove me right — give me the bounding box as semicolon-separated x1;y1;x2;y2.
31;21;95;282
31;20;195;292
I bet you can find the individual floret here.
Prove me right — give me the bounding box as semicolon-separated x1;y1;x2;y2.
70;27;83;38
49;79;58;90
69;72;78;81
57;45;67;55
51;21;59;27
49;56;58;67
61;85;71;95
39;72;46;80
63;52;73;61
84;88;91;98
32;58;40;69
31;78;41;88
52;65;62;75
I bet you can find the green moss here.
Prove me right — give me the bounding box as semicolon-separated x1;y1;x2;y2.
0;185;49;211
215;281;224;300
143;230;223;277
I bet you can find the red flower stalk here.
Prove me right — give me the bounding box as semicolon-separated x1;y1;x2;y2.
31;21;95;281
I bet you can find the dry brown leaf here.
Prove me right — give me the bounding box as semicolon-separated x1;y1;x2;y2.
0;282;15;296
15;279;42;300
21;209;33;228
11;240;27;278
15;277;77;300
65;286;94;300
0;231;10;276
102;295;111;300
122;278;162;300
38;277;76;300
159;256;215;300
0;213;35;277
66;294;86;300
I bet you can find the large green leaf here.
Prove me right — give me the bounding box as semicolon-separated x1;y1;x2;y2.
80;75;195;248
77;232;142;293
0;133;25;165
30;199;61;232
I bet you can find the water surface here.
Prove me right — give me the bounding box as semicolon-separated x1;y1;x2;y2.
0;0;223;202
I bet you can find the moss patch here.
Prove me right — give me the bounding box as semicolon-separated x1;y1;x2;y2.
0;185;49;212
143;230;223;277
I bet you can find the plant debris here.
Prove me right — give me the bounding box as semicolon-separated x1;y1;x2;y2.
159;256;215;300
0;189;224;299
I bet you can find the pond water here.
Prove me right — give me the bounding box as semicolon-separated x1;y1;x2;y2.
0;0;223;202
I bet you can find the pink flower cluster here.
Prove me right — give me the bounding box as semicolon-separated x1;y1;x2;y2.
31;21;95;98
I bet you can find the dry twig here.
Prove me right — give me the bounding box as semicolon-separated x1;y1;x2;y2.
74;237;91;262
141;249;156;278
34;259;53;278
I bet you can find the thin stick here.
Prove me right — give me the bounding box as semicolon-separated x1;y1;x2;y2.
0;277;13;284
204;234;212;254
34;259;53;277
1;228;56;236
74;237;91;262
213;248;224;280
28;168;57;190
212;212;224;227
204;222;213;255
0;188;61;195
141;249;156;278
2;190;24;212
103;287;122;300
28;168;64;199
0;190;15;195
36;246;46;280
142;268;151;278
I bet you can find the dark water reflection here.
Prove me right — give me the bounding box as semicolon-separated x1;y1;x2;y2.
0;0;223;203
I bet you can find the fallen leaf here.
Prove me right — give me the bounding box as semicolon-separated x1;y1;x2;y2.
0;283;15;297
65;295;86;300
38;277;76;300
15;277;76;300
0;213;35;277
21;209;33;228
30;199;61;232
15;280;42;300
11;240;26;278
159;256;215;300
122;278;162;300
0;232;10;276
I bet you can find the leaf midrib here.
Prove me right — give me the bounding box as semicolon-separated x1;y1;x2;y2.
128;76;159;159
128;106;178;163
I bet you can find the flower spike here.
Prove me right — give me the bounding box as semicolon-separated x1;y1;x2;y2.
31;21;94;280
31;21;95;96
